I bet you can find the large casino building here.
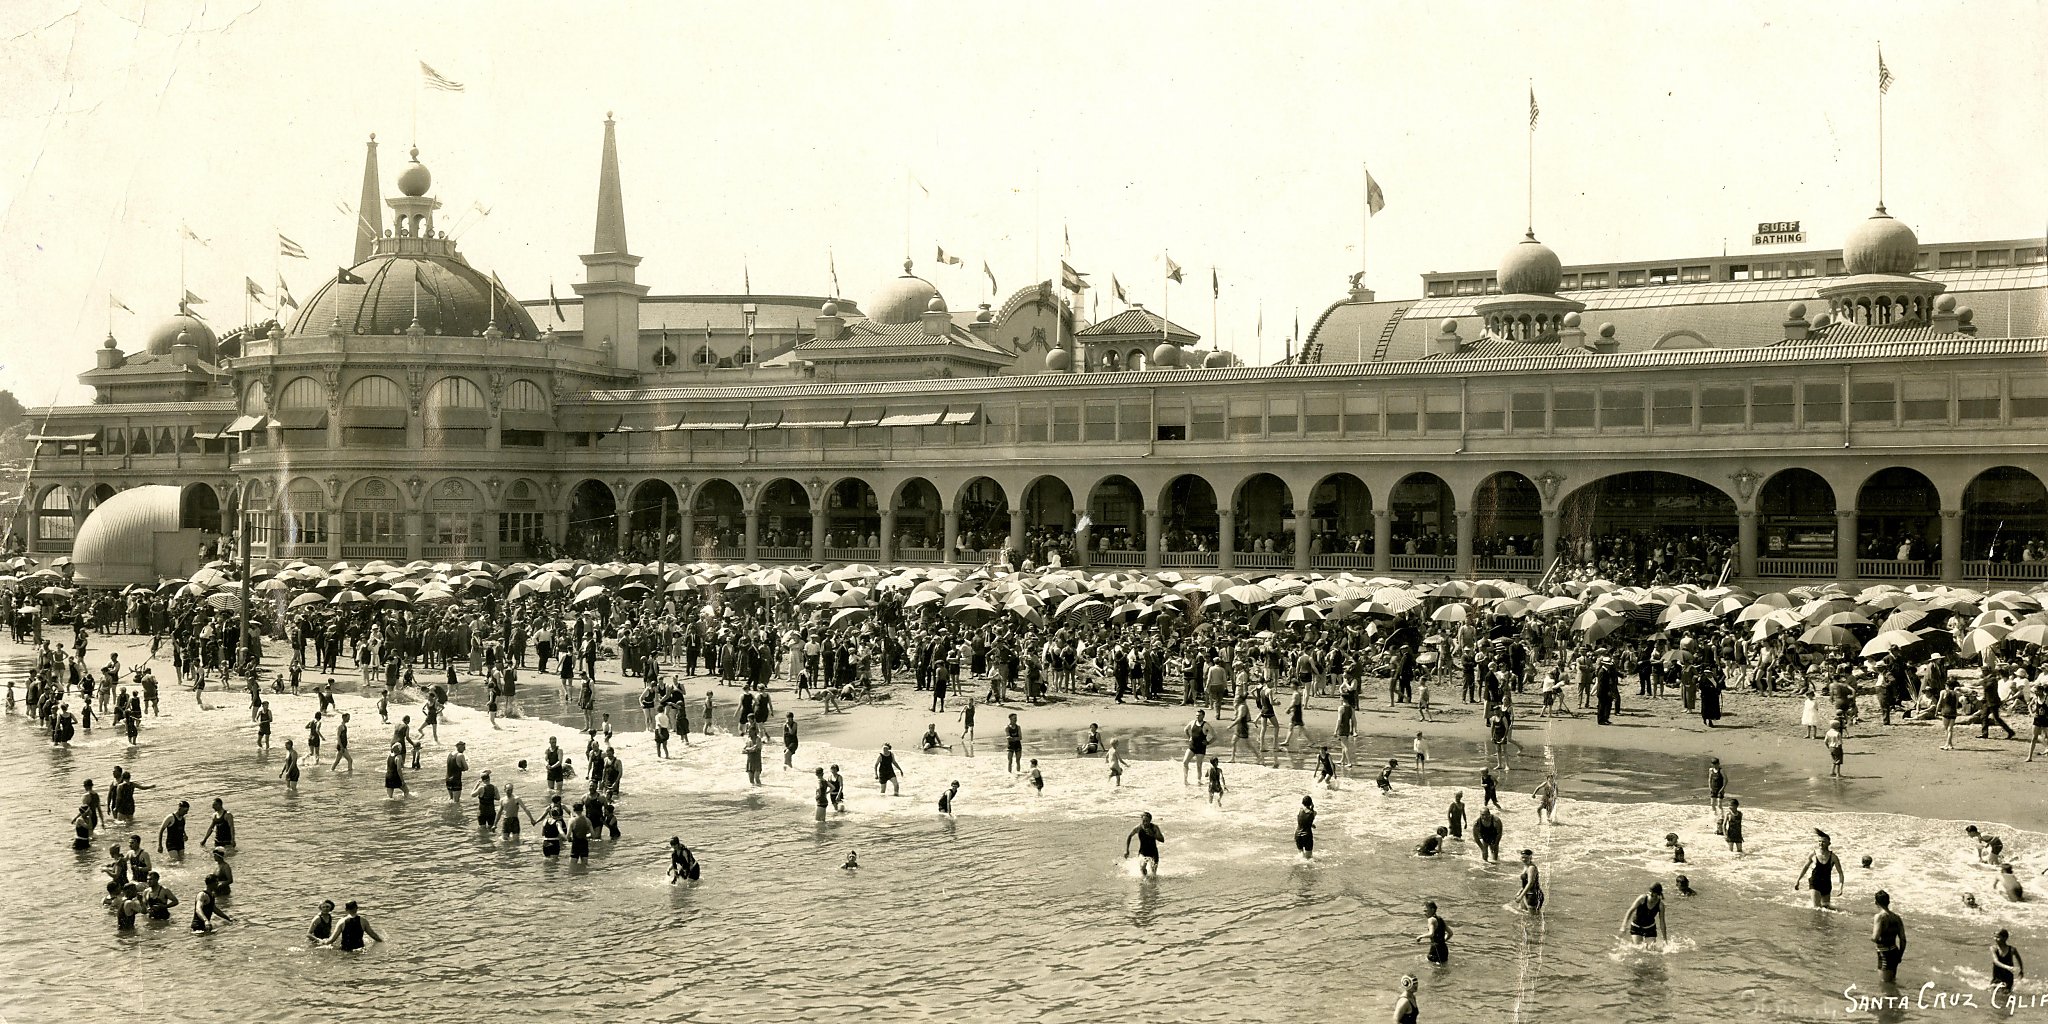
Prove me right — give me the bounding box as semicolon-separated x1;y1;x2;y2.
18;117;2048;587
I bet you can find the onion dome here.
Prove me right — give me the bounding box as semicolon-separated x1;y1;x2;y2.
145;312;217;360
1842;209;1919;276
1202;349;1231;368
293;254;536;339
102;333;118;350
1498;232;1563;295
397;147;432;197
1045;348;1072;372
821;299;841;317
867;260;944;325
1151;343;1179;368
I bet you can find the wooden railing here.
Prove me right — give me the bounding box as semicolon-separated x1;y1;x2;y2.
421;543;484;560
1857;558;1936;580
1964;560;2048;581
757;545;807;561
823;547;879;563
1091;551;1143;567
340;544;406;560
1758;558;1837;577
1390;555;1454;574
1239;552;1295;569
1163;551;1219;568
1310;553;1373;570
1478;555;1542;575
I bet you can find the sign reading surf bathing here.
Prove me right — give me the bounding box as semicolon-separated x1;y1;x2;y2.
1753;220;1805;245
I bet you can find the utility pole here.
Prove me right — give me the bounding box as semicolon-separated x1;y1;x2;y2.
237;506;254;677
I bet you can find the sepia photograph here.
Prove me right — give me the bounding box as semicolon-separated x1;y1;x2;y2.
0;2;2044;1021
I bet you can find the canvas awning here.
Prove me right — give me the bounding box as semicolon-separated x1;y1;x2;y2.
224;414;269;433
499;410;555;431
28;433;99;443
744;412;783;429
878;408;946;427
557;413;620;433
780;410;848;429
271;407;330;429
339;407;408;429
941;406;981;425
842;407;885;428
684;414;747;430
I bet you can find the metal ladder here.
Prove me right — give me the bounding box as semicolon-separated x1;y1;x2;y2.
1371;305;1409;362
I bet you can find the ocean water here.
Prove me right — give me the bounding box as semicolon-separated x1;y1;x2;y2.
2;655;2044;1024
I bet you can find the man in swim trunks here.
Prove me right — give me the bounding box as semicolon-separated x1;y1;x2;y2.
1472;807;1502;863
1004;714;1024;773
1706;757;1726;817
938;781;959;816
876;743;906;796
1871;890;1907;984
1966;825;2004;864
1992;928;2025;1004
1531;774;1558;823
1794;830;1845;908
1517;849;1545;912
445;742;468;803
1295;796;1316;858
1415;902;1451;964
1124;811;1165;876
1620;882;1667;944
327;900;384;951
472;771;499;830
156;800;189;857
1182;710;1210;785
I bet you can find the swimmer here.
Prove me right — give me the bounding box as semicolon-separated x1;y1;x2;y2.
1447;792;1466;840
1107;737;1128;788
1124;811;1165;876
1315;746;1338;790
1393;974;1420;1024
841;850;860;870
1204;757;1224;806
307;900;337;945
1480;767;1501;811
1377;760;1397;794
1871;890;1907;984
1996;864;2025;902
1026;759;1044;795
1706;757;1726;817
1076;723;1103;757
1531;774;1558;823
1723;798;1744;854
1794;829;1845;908
1965;825;2004;863
189;888;234;933
667;837;701;883
921;723;949;754
812;768;829;822
1516;849;1546;912
938;781;960;816
1182;710;1210;785
1992;929;2026;1003
1675;874;1696;897
199;798;235;849
1619;882;1668;945
1295;796;1316;859
157;800;190;857
1666;833;1687;864
1416;826;1448;857
875;744;905;796
1415;901;1451;963
279;740;300;793
326;901;383;951
1472;806;1503;863
1412;731;1428;771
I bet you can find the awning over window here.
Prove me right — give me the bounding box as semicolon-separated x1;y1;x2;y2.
879;407;947;427
225;414;269;433
557;413;620;433
684;413;746;430
843;407;885;428
500;410;555;432
744;412;783;429
340;407;408;429
614;413;658;432
942;406;981;425
780;410;848;429
28;433;99;443
271;407;330;429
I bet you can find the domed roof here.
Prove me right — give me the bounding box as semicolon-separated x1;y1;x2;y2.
397;147;432;197
1498;233;1563;295
293;253;539;340
145;312;218;361
1842;209;1919;275
867;261;945;326
72;485;183;585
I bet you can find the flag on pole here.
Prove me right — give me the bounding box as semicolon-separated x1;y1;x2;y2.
1165;255;1184;284
1877;48;1894;94
276;276;298;311
179;223;209;247
420;62;466;92
743;261;752;296
982;260;997;295
1211;267;1219;300
472;200;493;217
1062;224;1072;257
109;294;132;314
935;244;962;267
1365;170;1386;215
1528;87;1540;129
549;281;566;321
1112;275;1126;304
182;289;207;306
277;234;307;259
1060;260;1088;292
245;277;267;300
336;267;366;286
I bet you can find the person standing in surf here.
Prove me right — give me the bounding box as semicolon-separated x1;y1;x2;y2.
1295;796;1317;859
1723;798;1745;854
1392;974;1420;1023
1124;811;1165;877
1619;882;1667;945
1793;829;1845;908
1182;709;1210;785
1415;902;1451;964
1706;757;1727;820
1871;890;1907;984
1516;849;1545;912
1531;774;1558;823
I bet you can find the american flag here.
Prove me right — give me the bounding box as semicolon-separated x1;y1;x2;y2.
1877;49;1894;94
420;62;465;93
1528;87;1540;129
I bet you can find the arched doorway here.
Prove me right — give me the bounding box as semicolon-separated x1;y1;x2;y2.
340;477;404;560
1309;473;1372;560
1161;475;1218;555
894;478;944;556
628;481;679;561
1757;469;1836;571
1087;475;1144;559
1963;467;2047;567
1471;472;1541;568
567;480;618;559
1389;473;1454;557
180;483;222;535
825;478;880;553
1021;476;1074;565
1558;471;1736;582
1856;467;1938;566
84;483;117;514
277;478;328;557
424;478;482;558
1235;473;1295;559
692;480;744;557
756;479;811;557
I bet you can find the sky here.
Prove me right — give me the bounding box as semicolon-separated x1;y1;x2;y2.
0;0;2043;404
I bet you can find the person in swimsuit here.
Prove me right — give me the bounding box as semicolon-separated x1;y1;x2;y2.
70;804;94;851
1315;747;1337;789
157;800;189;857
1871;890;1906;984
1997;864;2026;902
1416;902;1451;964
1295;796;1317;859
1205;757;1225;806
958;698;976;755
1125;811;1165;876
142;871;178;920
667;837;701;882
1706;757;1727;817
568;806;593;864
501;785;531;838
1620;883;1667;944
1107;737;1127;788
1284;686;1310;751
1480;768;1501;811
1076;723;1103;757
1675;874;1696;897
828;766;846;813
307;900;337;945
114;883;142;931
784;713;800;769
841;850;860;870
1794;830;1845;908
1004;714;1023;774
200;799;235;848
279;739;301;793
1517;849;1545;912
472;771;500;830
384;745;409;799
1182;710;1210;785
1447;793;1467;840
812;768;830;822
1531;774;1558;823
1966;825;2005;864
1991;929;2026;1004
327;901;384;951
1724;798;1745;854
1416;827;1449;856
1393;974;1420;1024
876;744;906;795
938;781;960;816
1666;833;1687;864
190;888;233;933
1377;759;1397;794
331;713;353;772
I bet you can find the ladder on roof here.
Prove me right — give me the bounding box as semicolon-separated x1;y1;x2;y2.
1371;306;1409;362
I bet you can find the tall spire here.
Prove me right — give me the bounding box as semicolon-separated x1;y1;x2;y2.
353;133;383;265
593;112;629;254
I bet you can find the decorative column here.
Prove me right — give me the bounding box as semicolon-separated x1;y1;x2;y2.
1835;509;1859;579
811;509;828;560
1293;512;1311;571
1144;509;1163;570
615;488;631;556
941;508;960;564
1217;510;1236;571
1454;508;1475;578
676;508;695;562
1076;522;1092;569
1373;508;1392;573
1008;508;1026;559
1737;510;1758;578
1541;508;1561;569
879;507;897;564
743;507;760;561
1941;509;1963;582
404;510;425;562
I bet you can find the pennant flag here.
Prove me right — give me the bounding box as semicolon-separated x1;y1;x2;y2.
1091;291;1099;321
471;200;493;217
743;261;752;296
549;281;566;321
1060;260;1088;292
181;289;207;306
1528;87;1540;130
1877;47;1894;94
336;267;366;285
1063;224;1072;257
1211;267;1220;300
179;223;209;247
245;277;267;300
1112;275;1127;304
278;234;307;259
982;260;997;295
420;61;466;92
109;294;132;314
935;244;962;267
1165;256;1184;284
276;276;298;311
1366;170;1386;216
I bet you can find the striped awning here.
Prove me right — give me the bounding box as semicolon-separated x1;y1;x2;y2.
879;408;946;427
744;412;783;429
780;410;848;429
843;407;885;428
272;407;330;429
942;406;981;425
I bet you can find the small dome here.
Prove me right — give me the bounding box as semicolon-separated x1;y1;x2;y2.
1151;343;1179;368
397;147;432;197
1786;302;1808;320
102;333;118;350
1957;307;1974;325
1561;311;1581;328
1045;348;1072;372
866;261;944;325
145;312;217;360
1842;209;1918;275
1438;318;1459;335
1498;233;1563;295
1812;312;1833;329
1202;349;1231;368
1598;323;1616;339
821;299;840;317
1936;294;1957;313
926;294;947;313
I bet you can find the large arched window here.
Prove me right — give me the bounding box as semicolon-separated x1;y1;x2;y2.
340;375;407;447
36;486;74;545
424;376;488;448
499;379;550;447
274;376;329;445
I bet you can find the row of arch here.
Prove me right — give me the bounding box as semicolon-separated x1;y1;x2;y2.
246;373;547;415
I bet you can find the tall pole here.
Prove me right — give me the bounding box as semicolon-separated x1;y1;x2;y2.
1876;50;1886;211
1362;161;1370;284
1526;82;1535;236
237;506;253;677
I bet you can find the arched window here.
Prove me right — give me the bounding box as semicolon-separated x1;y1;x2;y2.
693;345;714;366
425;377;488;447
341;375;407;447
243;380;269;415
733;344;753;365
502;380;546;410
36;487;75;543
652;347;679;367
278;377;324;408
273;376;330;446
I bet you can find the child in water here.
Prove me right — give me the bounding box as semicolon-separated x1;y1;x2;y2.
1666;833;1687;864
1378;760;1398;794
841;850;860;870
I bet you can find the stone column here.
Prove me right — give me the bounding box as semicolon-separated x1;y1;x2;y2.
676;509;695;563
1737;510;1758;578
1144;509;1163;571
404;510;424;562
615;498;631;556
1836;508;1859;579
1541;508;1561;569
1217;510;1236;571
942;508;960;564
879;507;897;564
1008;508;1026;559
812;509;828;561
1076;524;1092;569
1293;512;1312;571
1373;508;1392;574
743;507;760;561
1454;508;1475;578
1941;508;1963;582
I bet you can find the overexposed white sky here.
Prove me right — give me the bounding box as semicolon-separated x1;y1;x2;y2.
1;0;2043;403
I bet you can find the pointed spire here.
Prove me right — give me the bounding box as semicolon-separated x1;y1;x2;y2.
354;133;383;265
593;112;629;255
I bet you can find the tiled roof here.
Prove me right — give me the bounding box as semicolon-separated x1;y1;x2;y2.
1802;321;1969;344
1076;307;1198;341
577;335;2048;402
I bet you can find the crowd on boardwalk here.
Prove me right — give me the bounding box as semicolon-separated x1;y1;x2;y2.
6;549;2048;1013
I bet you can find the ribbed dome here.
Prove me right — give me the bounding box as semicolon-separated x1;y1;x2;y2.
293;254;539;339
1498;233;1563;295
867;262;944;325
1843;210;1919;275
145;312;218;361
72;485;183;585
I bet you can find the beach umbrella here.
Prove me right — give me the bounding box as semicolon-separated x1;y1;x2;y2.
330;590;367;605
1429;580;1472;599
1859;629;1926;657
1430;603;1471;623
1224;583;1273;605
1710;596;1748;616
1581;615;1625;642
830;606;870;629
1960;628;2009;658
372;590;412;606
831;586;871;609
1799;624;1860;648
1534;596;1580;615
1661;608;1719;633
2006;623;2048;647
1281;604;1323;623
1062;600;1111;624
37;585;74;599
571;585;610;606
205;591;245;612
289;592;326;609
1816;611;1874;628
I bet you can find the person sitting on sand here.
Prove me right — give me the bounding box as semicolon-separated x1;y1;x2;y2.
921;724;949;753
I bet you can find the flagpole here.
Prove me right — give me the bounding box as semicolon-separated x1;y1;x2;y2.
1876;45;1885;211
1210;268;1217;354
903;170;912;263
1526;80;1534;236
1362;161;1370;284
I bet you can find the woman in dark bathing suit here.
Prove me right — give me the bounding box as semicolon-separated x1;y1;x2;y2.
1793;830;1845;908
1295;797;1316;858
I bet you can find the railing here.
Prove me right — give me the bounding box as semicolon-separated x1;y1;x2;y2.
1758;558;1837;577
421;544;484;560
896;546;943;563
1964;560;2048;581
1163;551;1218;568
1091;551;1144;567
1390;555;1454;574
1311;553;1374;570
1478;555;1542;575
268;543;328;561
32;538;74;555
340;544;406;560
824;547;879;563
1857;558;1936;580
708;544;743;560
1239;552;1295;569
758;545;807;561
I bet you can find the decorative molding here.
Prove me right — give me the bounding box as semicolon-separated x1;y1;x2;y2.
1730;468;1761;502
611;478;629;502
1534;469;1566;504
320;365;341;410
403;366;426;415
544;479;563;505
804;476;824;504
323;475;342;505
671;477;693;504
738;477;760;505
485;366;508;414
484;476;503;501
404;476;425;500
1940;509;1962;521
